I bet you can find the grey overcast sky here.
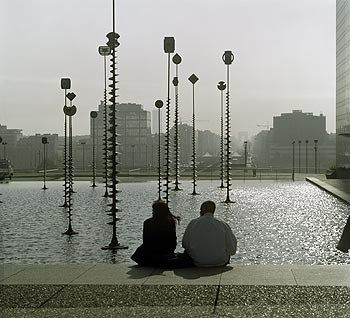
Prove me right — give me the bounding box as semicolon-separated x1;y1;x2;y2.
0;0;335;137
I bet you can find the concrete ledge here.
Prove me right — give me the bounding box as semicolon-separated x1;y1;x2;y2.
1;264;350;311
2;264;350;286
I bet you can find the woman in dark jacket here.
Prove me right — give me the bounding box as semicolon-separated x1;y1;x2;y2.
131;201;191;267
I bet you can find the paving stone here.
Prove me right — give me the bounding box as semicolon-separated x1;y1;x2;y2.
0;285;63;308
218;285;350;306
2;306;215;318
215;304;350;318
139;285;218;306
41;285;141;308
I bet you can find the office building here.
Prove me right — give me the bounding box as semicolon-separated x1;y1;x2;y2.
336;0;350;167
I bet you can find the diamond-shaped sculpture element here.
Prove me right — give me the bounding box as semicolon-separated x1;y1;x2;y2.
66;92;76;101
217;81;226;91
188;74;199;84
155;100;163;109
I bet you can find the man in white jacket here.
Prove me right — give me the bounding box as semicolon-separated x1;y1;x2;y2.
182;200;237;267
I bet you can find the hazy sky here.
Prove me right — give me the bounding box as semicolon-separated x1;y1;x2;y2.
0;0;335;137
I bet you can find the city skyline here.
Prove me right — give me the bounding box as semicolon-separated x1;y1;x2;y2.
1;0;335;137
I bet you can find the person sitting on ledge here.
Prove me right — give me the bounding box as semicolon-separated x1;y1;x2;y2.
182;200;237;267
131;201;193;268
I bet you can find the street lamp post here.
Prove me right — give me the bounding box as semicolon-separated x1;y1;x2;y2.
80;141;86;171
298;140;301;173
155;100;164;202
222;50;235;203
98;45;111;197
60;78;71;208
305;140;309;173
314;139;318;174
172;53;182;191
2;142;7;160
244;141;248;167
90;111;98;187
292;141;295;182
217;81;226;189
131;145;135;169
163;36;175;204
42;137;48;190
188;73;199;196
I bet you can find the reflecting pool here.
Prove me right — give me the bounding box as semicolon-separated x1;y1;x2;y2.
0;180;349;264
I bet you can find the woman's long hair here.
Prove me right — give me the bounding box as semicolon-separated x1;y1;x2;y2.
152;201;180;225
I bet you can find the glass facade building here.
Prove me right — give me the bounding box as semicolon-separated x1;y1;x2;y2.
336;0;350;167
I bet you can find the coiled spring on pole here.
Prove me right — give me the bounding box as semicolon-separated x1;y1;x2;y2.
192;111;198;195
164;94;171;203
173;83;180;191
103;87;109;197
225;89;232;201
62;115;68;207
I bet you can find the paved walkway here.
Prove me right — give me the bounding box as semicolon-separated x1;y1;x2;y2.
1;264;350;317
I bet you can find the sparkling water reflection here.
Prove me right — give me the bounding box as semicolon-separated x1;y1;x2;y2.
0;180;349;264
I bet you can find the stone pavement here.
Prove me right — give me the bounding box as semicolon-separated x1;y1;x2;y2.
1;264;350;317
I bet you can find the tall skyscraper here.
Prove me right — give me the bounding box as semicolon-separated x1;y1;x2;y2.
336;0;350;167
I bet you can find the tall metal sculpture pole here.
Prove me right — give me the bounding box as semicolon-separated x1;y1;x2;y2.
172;53;182;191
42;137;48;190
155;100;164;201
90;111;98;187
98;45;111;197
188;74;199;195
60;78;71;208
222;51;235;203
102;0;127;250
217;81;226;188
314;139;318;173
62;93;78;235
163;37;175;204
